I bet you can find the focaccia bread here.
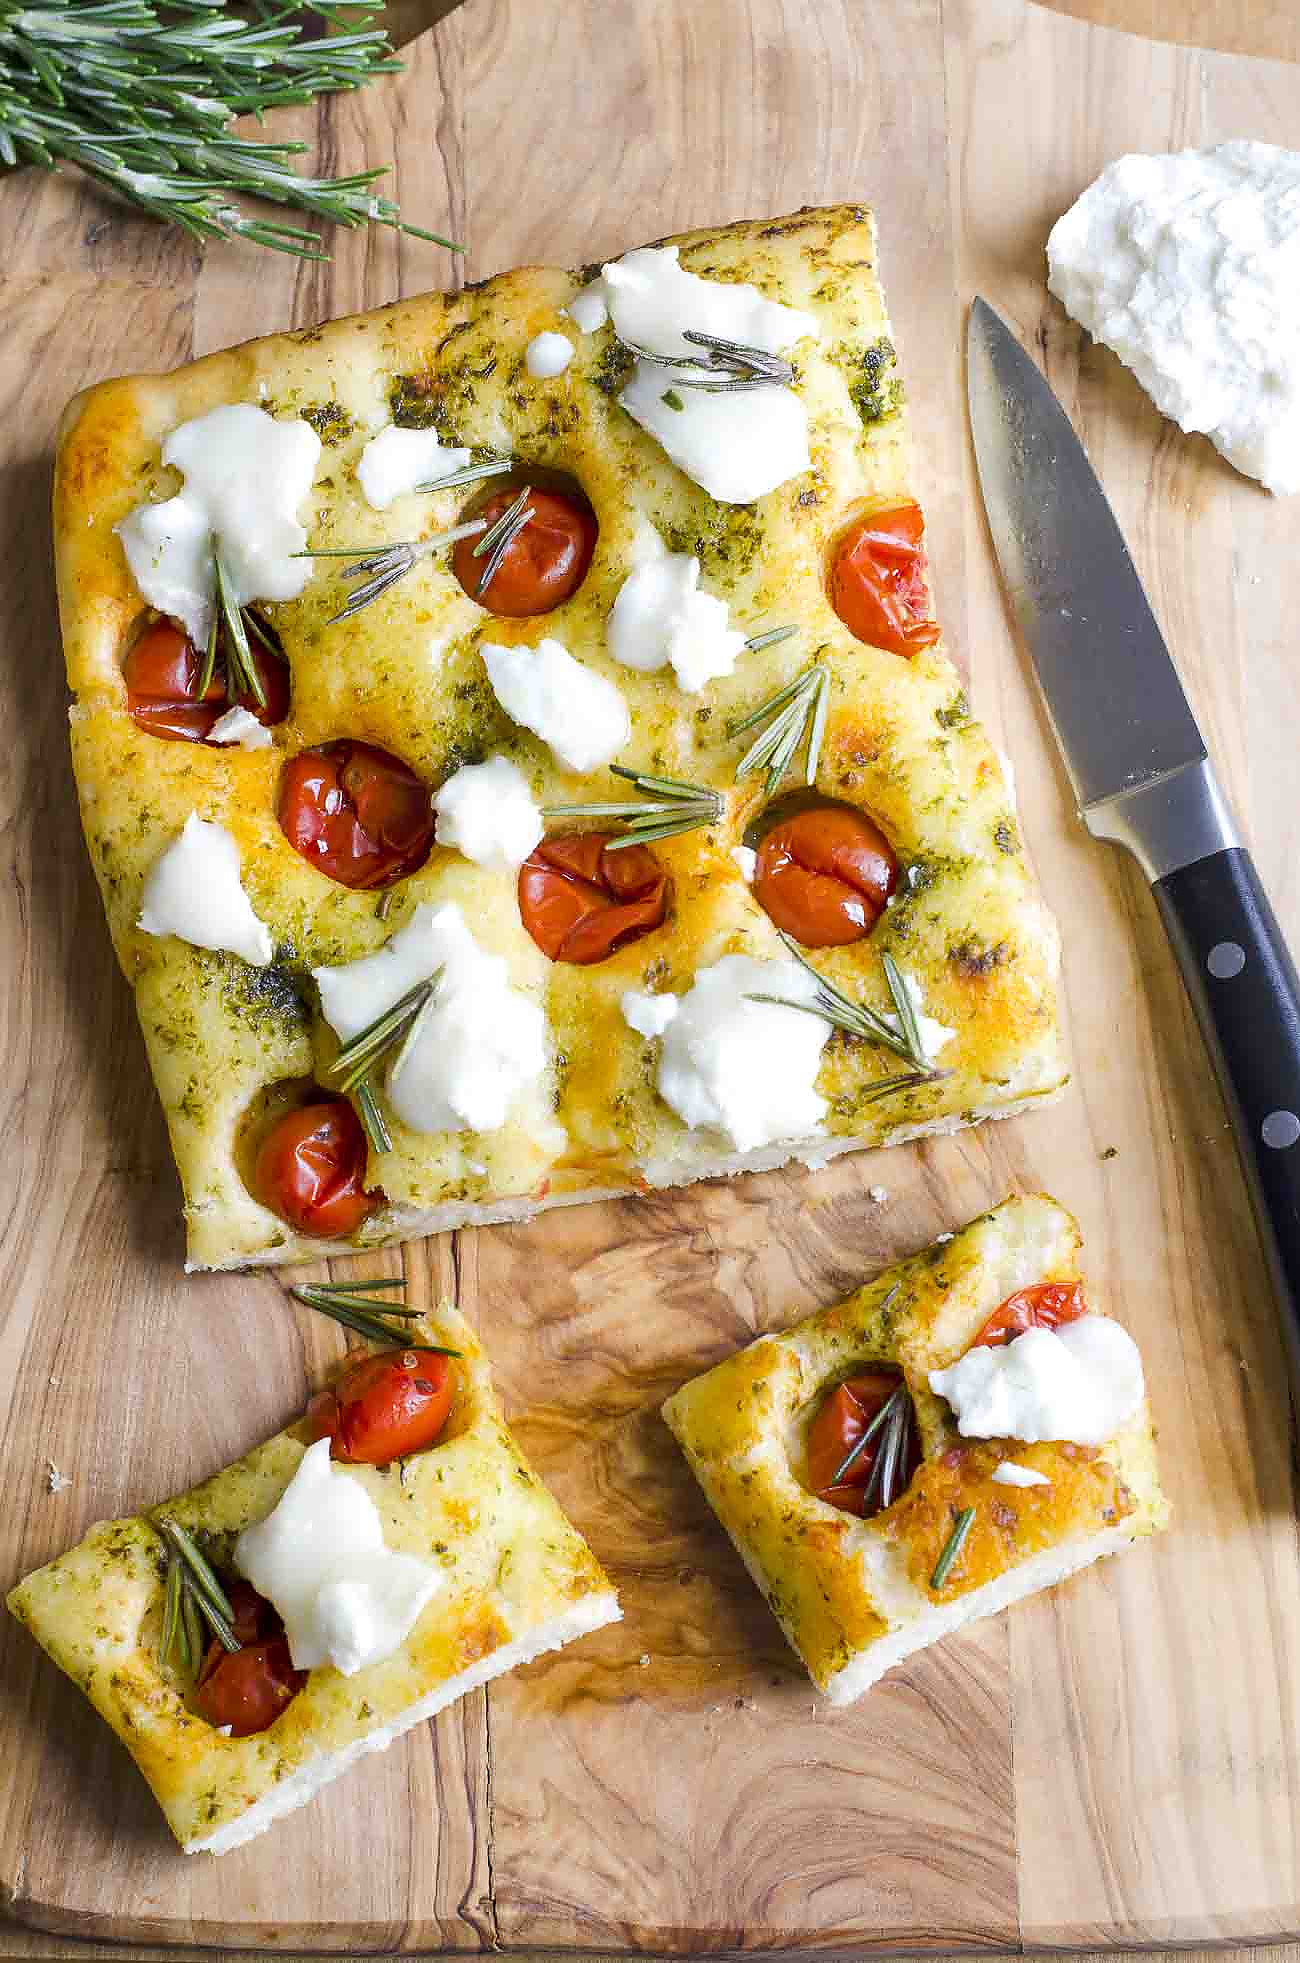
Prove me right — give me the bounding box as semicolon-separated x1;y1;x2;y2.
662;1194;1167;1704
54;204;1066;1269
7;1304;619;1854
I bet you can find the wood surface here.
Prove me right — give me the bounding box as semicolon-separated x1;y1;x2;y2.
1;0;1299;1954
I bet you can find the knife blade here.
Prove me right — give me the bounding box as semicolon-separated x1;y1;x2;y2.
968;295;1300;1407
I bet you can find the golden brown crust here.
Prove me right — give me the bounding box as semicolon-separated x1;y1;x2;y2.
54;205;1066;1267
661;1194;1169;1694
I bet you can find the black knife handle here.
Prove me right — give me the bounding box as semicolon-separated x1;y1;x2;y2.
1154;847;1300;1386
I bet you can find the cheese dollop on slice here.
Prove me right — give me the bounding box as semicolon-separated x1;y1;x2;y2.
525;331;575;378
433;755;544;872
115;404;320;647
357;424;472;510
607;523;747;693
928;1316;1145;1447
600;245;817;361
1047;139;1300;496
235;1439;441;1677
620;363;811;505
313;901;547;1136
651;954;831;1152
567;287;609;334
208;706;272;750
481;638;630;773
137;814;273;967
991;1461;1051;1488
621;989;680;1039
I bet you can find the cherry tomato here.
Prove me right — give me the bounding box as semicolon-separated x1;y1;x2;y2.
830;502;942;658
752;804;898;948
253;1097;381;1239
452;485;596;616
518;833;669;964
124;618;289;742
973;1280;1087;1349
806;1371;916;1518
194;1629;306;1737
277;740;434;889
307;1348;454;1466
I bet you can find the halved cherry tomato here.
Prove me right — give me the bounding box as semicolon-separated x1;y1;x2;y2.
253;1097;382;1239
124;618;289;742
806;1371;916;1518
518;832;668;964
307;1348;454;1466
277;740;434;889
452;485;596;616
194;1582;306;1737
752;804;898;948
973;1281;1087;1349
830;502;942;658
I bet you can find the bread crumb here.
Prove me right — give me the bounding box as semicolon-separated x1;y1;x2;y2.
48;1375;61;1389
868;1185;888;1204
45;1460;71;1493
637;1653;651;1667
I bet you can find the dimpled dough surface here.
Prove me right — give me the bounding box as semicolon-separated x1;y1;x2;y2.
53;205;1066;1269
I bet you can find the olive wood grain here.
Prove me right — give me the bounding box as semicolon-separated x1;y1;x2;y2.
1;0;1299;1953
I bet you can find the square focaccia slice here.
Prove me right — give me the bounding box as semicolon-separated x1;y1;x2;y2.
662;1194;1168;1704
7;1304;619;1854
54;202;1066;1270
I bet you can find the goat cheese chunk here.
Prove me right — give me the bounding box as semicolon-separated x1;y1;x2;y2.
433;755;544;872
481;638;630;773
621;989;680;1040
313;901;547;1136
1047;139;1300;495
620;362;811;504
567;286;609;334
235;1439;441;1677
525;331;575;378
137;814;273;967
600;245;818;361
607;523;747;692
929;1316;1145;1447
357;424;471;509
653;954;831;1152
208;706;272;750
991;1461;1052;1488
116;404;319;646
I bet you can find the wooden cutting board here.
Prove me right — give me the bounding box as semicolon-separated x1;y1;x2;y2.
2;0;1298;1950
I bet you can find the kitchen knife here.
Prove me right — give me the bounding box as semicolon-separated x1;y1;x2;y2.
967;295;1300;1396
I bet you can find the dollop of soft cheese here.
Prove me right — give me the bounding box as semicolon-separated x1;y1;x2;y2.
235;1439;440;1677
607;523;746;692
313;901;547;1135
481;639;630;773
208;705;271;750
620;363;811;505
567;286;609;334
433;755;543;872
652;954;831;1151
357;424;471;509
525;331;575;378
991;1461;1051;1488
621;989;680;1039
729;845;757;884
115;404;320;646
137;814;273;966
1046;140;1300;496
928;1316;1145;1447
601;245;817;361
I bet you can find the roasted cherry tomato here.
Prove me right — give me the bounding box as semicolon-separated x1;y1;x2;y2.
124;618;289;742
973;1280;1087;1349
518;832;668;964
806;1371;916;1518
193;1583;306;1738
830;502;942;658
452;485;596;616
307;1348;454;1466
277;739;434;889
752;804;898;948
253;1097;381;1239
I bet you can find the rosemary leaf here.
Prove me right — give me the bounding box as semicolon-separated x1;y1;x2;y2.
195;600;219;704
214;549;265;707
732;666;827;795
413;458;513;496
545;766;723;850
831;1383;907;1486
157;1518;239;1653
882;952;924;1063
475;493;534;599
931;1506;976;1590
159;1548;183;1668
179;1583;203;1675
328;978;436;1094
353;1076;392;1155
743;624;798;653
291;1284;462;1356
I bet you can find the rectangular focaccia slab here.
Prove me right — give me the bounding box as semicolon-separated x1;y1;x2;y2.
54;203;1066;1269
662;1194;1168;1704
6;1306;619;1854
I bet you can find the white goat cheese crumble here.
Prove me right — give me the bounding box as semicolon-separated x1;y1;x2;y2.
137;814;273;967
929;1316;1144;1447
481;638;630;773
525;331;575;378
357;424;471;509
991;1461;1052;1488
208;706;271;750
433;755;543;872
607;522;747;693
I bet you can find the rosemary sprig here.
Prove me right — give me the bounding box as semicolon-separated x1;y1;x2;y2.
353;1079;391;1156
0;0;463;260
931;1507;976;1590
624;328;795;393
157;1516;239;1666
214;549;266;707
749;936;948;1081
731;664;828;796
471;486;533;599
545;764;724;850
298;521;487;625
291;1281;462;1356
326;976;439;1152
830;1379;907;1486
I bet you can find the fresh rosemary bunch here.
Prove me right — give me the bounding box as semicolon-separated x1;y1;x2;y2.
0;0;461;259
